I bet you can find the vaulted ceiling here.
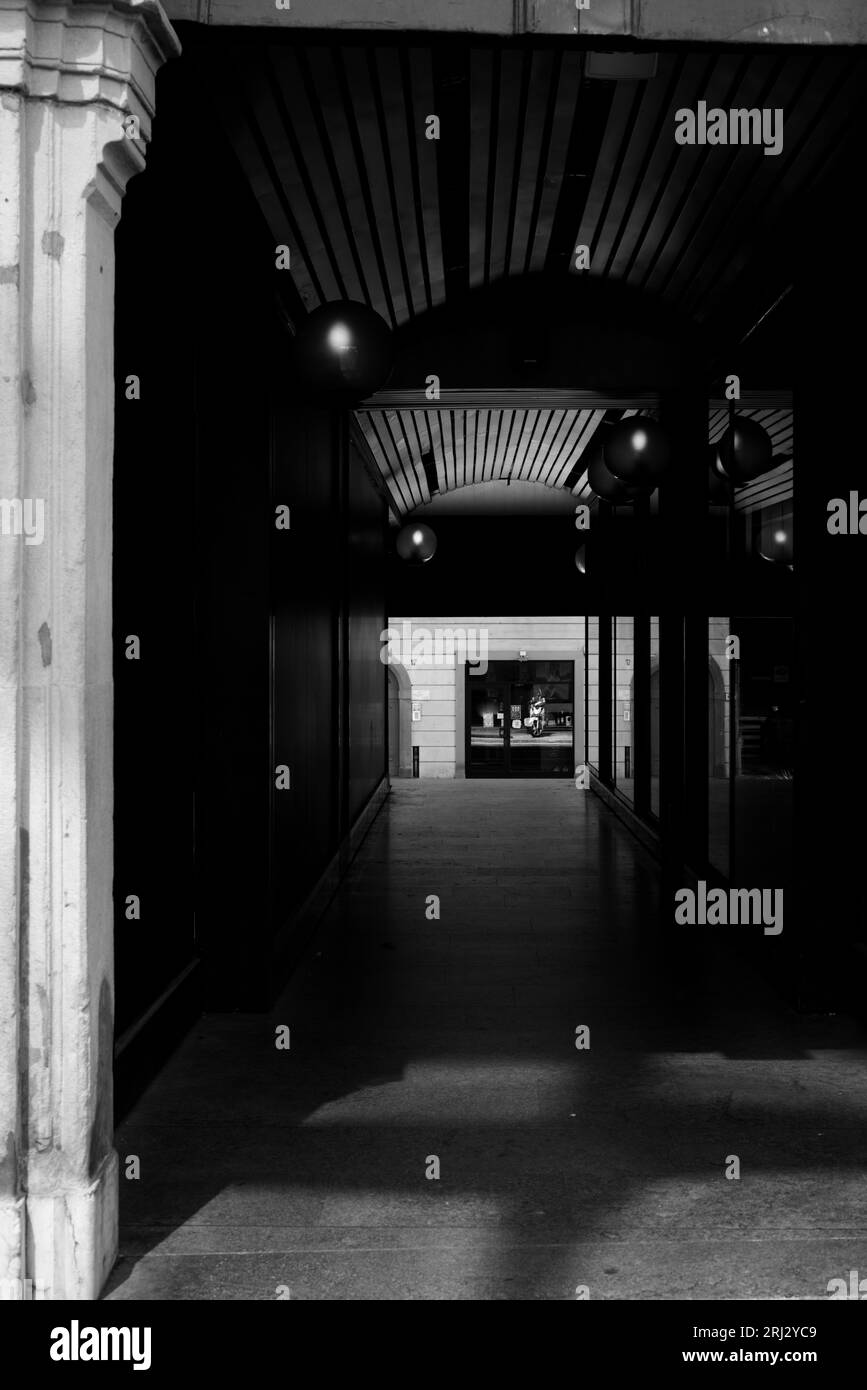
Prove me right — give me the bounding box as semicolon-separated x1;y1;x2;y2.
223;38;858;331
356;399;793;518
356;405;607;512
217;35;834;515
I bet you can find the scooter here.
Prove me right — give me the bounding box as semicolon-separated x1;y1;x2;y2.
528;700;546;738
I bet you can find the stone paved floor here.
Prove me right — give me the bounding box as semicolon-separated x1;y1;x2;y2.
105;782;867;1300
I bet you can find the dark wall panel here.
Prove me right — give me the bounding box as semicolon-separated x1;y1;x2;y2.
192;261;273;1011
114;55;388;1101
113;196;197;1038
114;58;278;1031
269;414;388;936
270;408;341;929
113;66;203;1040
348;437;388;822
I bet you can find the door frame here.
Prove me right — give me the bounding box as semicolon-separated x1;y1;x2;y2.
464;657;581;778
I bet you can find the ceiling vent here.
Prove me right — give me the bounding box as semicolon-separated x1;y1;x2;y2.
585;51;658;81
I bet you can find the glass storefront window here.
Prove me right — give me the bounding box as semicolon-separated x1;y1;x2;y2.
709;616;794;888
587;617;599;772
733;618;794;892
650;616;659;818
613;616;634;805
708;618;732;877
467;660;575;777
468;681;507;771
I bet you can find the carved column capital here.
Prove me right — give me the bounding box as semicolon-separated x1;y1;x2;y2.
0;0;180;197
0;1;180;110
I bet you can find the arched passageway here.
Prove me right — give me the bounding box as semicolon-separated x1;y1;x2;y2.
2;2;866;1310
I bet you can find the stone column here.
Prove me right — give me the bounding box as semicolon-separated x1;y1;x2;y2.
0;0;179;1300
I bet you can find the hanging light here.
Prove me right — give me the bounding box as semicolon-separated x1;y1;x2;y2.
757;518;793;566
716;416;774;484
396;522;437;564
291;300;394;401
603;417;672;485
587;435;653;503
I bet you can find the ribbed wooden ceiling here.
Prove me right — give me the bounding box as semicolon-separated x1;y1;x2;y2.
226;40;858;331
357;405;792;518
223;39;812;516
356;406;605;512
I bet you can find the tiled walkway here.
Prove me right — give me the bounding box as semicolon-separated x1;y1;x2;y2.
106;782;867;1300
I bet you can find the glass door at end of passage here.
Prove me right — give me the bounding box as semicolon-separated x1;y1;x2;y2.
467;661;576;777
468;679;508;771
508;673;575;776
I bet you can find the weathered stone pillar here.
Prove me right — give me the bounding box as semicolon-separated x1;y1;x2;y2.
0;0;178;1299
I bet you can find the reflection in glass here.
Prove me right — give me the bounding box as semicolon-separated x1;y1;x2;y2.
733;618;794;892
708;619;732;877
509;670;575;774
587;618;599;772
469;682;506;769
613;616;634;805
468;662;575;777
708;617;794;889
650;616;660;817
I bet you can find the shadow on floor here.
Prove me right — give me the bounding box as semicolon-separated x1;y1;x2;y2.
105;784;867;1301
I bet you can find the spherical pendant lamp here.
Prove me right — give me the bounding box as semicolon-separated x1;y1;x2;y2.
291;301;395;401
757;519;794;566
396;522;437;564
716;416;774;484
587;442;653;503
603;417;672;485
